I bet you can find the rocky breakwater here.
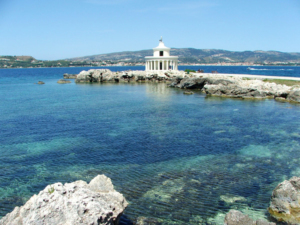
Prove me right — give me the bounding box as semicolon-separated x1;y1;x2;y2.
0;175;128;225
75;69;185;83
169;73;300;103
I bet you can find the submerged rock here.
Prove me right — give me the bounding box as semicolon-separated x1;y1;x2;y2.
0;175;128;225
268;176;300;224
224;210;275;225
57;79;71;84
220;194;247;204
37;81;45;85
183;91;194;95
135;216;162;225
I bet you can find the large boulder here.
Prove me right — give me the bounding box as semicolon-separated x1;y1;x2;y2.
286;89;300;103
0;175;128;225
268;176;300;224
224;210;275;225
75;69;114;83
177;78;208;89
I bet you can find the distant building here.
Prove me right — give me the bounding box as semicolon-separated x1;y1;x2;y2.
145;37;178;71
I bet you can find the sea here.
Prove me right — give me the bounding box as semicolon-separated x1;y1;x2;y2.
1;65;300;224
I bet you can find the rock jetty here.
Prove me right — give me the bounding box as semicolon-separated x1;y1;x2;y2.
170;75;299;103
75;69;185;83
72;69;300;103
268;176;300;224
0;175;128;225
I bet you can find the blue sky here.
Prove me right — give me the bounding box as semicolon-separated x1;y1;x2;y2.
0;0;299;60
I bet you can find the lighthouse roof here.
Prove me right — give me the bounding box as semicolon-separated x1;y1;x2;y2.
153;40;170;51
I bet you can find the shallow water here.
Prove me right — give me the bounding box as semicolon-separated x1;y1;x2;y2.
1;67;300;224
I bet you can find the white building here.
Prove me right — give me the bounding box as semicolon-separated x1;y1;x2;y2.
145;38;178;71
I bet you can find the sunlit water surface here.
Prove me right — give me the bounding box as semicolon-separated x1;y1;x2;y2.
1;67;300;224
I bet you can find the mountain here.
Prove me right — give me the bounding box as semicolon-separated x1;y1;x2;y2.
66;48;300;64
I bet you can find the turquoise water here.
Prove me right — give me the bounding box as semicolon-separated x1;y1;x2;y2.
1;67;300;224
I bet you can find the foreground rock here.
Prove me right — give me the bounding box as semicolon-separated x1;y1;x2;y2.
268;176;300;224
224;210;275;225
0;175;128;225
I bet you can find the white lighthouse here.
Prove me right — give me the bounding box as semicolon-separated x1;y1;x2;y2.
145;37;178;71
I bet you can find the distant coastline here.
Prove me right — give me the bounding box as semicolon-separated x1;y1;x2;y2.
1;63;299;69
2;48;300;69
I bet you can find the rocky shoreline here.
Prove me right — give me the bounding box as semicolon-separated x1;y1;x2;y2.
2;175;300;224
66;69;300;103
0;175;128;225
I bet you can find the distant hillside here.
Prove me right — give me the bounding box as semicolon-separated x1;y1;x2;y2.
0;55;96;68
67;48;300;64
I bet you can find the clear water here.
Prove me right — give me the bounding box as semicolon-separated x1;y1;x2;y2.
1;66;300;224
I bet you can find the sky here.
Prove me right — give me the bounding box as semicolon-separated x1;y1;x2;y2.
0;0;299;60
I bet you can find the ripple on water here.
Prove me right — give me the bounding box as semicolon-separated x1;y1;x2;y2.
0;80;300;224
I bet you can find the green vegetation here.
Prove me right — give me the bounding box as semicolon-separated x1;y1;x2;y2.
263;79;300;86
185;69;196;73
48;186;55;194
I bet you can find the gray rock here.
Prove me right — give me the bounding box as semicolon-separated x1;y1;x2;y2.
135;216;162;225
177;78;207;89
255;219;276;225
224;210;275;225
268;176;300;224
75;69;114;83
57;79;71;84
168;77;182;87
0;175;128;225
287;90;300;103
63;73;77;79
224;210;254;225
183;91;194;95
